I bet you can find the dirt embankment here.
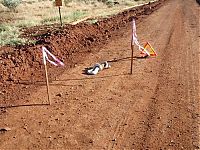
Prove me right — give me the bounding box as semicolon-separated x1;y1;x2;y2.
0;1;164;105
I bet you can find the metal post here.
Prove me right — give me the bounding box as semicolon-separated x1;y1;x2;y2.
44;64;51;105
58;6;62;26
130;44;134;74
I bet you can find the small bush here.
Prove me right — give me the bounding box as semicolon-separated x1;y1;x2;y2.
2;0;22;10
0;24;28;46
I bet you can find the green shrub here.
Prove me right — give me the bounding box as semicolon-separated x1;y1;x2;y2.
1;0;22;10
0;24;29;46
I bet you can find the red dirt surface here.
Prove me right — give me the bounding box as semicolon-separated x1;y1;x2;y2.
0;1;163;106
0;0;199;149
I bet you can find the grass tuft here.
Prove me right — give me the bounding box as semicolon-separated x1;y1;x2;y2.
0;24;34;46
41;10;88;24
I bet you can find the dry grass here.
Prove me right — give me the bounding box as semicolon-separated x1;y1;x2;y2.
0;0;156;46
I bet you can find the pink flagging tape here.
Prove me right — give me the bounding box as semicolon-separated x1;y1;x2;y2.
42;46;64;66
132;19;150;56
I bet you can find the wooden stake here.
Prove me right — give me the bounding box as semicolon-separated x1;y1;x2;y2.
44;64;51;105
131;20;134;74
130;44;134;74
130;19;134;75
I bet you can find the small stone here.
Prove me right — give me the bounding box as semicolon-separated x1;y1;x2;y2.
0;127;11;131
169;140;175;146
170;140;175;143
7;55;11;59
7;74;14;81
167;125;171;128
89;139;93;143
194;145;200;149
23;86;28;89
56;93;62;97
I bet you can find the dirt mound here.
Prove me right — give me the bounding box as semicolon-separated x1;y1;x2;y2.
0;1;164;106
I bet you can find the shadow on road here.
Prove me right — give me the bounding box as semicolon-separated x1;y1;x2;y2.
0;103;50;109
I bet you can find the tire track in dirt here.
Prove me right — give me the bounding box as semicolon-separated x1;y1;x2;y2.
107;113;129;150
109;0;199;149
108;1;180;149
140;3;184;148
107;15;175;149
135;0;200;149
182;0;200;147
100;7;174;148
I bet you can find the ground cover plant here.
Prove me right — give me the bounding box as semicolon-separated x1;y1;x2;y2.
0;0;154;46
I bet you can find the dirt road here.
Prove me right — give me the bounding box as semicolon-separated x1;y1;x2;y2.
0;0;199;149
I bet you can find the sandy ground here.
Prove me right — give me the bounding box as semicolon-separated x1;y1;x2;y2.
0;0;199;149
